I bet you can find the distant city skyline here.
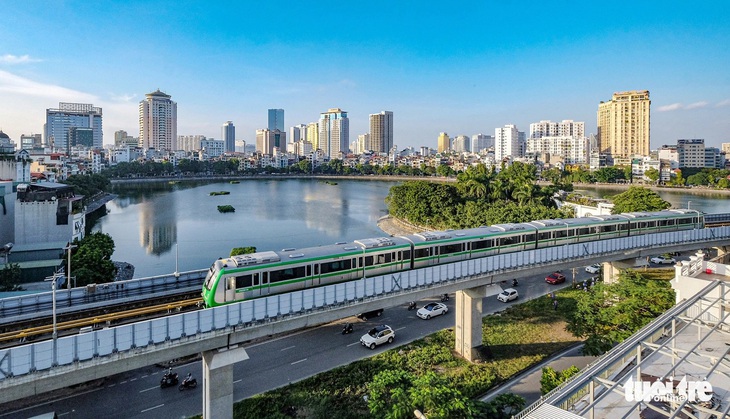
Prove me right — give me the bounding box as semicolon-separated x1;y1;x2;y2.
0;2;728;150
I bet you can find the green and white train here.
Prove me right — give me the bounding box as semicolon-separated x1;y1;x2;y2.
201;209;703;308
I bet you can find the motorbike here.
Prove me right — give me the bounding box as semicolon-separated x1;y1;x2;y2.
179;374;198;391
512;279;519;287
341;322;354;334
407;301;417;311
440;294;449;302
160;368;179;388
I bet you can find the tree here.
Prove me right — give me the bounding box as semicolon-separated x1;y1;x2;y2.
566;270;675;355
593;167;624;183
0;263;23;291
478;393;526;418
69;232;117;286
540;365;580;394
230;246;257;256
610;186;670;214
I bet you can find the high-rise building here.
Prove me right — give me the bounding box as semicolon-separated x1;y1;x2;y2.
677;139;705;168
256;129;286;155
597;90;650;158
222;121;235;153
495;124;521;161
177;135;206;152
437;132;450;153
369;111;393;154
471;134;493;154
529;120;585;139
354;134;369;155
268;109;284;132
306;122;319;150
292;124;307;143
139;90;177;151
20;134;42;149
452;135;469;153
319;108;349;158
45;102;103;152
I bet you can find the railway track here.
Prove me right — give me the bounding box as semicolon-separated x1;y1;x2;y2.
0;293;203;348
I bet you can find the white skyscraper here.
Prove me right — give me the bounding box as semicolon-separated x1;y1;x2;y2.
139;90;177;151
495;124;521;161
529;120;585;139
222;121;235;153
471;134;493;154
319;108;349;158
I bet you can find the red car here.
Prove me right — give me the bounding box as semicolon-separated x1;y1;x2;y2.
545;272;566;284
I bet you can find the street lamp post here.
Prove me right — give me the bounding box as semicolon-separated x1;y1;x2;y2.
360;245;367;279
687;201;692;210
64;243;77;290
174;243;180;278
0;242;12;265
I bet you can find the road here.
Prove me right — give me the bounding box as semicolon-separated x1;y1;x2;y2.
2;266;600;419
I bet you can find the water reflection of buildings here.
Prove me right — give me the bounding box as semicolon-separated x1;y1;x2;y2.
139;196;177;255
302;183;348;238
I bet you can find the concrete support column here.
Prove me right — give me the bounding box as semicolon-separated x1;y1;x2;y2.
202;345;249;419
602;257;645;284
454;285;486;362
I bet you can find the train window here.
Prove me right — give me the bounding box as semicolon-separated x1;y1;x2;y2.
619;223;629;230
365;255;374;266
578;228;591;235
415;248;430;259
377;253;392;264
538;232;551;241
321;259;353;274
306;265;311;276
554;230;567;238
439;243;462;255
402;250;411;259
235;274;253;289
314;265;319;275
601;224;616;233
472;239;491;250
678;218;691;225
523;233;536;242
647;221;656;228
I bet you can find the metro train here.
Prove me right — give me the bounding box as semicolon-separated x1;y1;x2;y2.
201;209;703;308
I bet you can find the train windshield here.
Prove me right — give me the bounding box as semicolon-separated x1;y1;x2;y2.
203;266;219;291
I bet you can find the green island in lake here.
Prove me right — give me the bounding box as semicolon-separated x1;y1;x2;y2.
210;191;231;196
217;205;235;213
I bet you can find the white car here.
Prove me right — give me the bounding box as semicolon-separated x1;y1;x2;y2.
360;325;395;349
416;302;449;320
585;264;601;274
497;288;519;303
650;255;677;264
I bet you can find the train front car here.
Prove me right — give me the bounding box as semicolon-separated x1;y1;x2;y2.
202;258;228;308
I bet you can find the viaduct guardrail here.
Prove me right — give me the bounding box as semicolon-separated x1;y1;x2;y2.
1;226;730;403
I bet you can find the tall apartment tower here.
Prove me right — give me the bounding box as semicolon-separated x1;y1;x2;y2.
306;122;319;150
437;132;450;153
139;90;177;151
529;120;585;139
495;124;521;161
319;108;349;158
369;111;393;154
268;109;284;132
471;134;493;154
45;102;103;152
222;121;235;152
597;90;650;158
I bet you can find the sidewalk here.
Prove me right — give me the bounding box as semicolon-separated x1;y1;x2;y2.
480;344;597;406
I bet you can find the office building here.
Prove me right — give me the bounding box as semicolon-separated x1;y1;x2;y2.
369;111;393;154
319;108;349;158
268;109;284;132
114;130;138;147
677;139;705;168
597;90;650;158
437;132;450;153
222;121;235;153
495;124;522;161
471;134;493;154
256;129;286;155
45;102;103;152
200;139;225;158
139;90;177;151
289;126;300;144
20;134;42;150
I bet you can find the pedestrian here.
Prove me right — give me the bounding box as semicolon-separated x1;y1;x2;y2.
553;299;558;311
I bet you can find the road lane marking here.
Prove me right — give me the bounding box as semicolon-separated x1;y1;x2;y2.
280;345;296;351
347;342;360;347
233;379;242;384
140;386;158;393
141;404;165;413
291;358;307;365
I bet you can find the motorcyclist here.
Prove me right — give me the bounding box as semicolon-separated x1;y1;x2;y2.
184;372;192;384
512;278;518;287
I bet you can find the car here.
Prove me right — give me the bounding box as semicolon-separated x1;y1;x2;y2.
416;302;448;319
497;288;519;303
650;255;677;265
356;308;383;320
585;264;601;274
360;325;395;349
545;272;566;284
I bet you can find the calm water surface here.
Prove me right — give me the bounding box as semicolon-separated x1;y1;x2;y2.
92;180;728;279
92;179;401;278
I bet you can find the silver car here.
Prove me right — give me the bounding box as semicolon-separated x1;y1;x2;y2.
416;302;448;320
360;325;395;349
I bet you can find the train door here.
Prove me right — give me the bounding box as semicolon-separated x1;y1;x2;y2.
225;276;236;302
312;264;320;286
250;272;261;297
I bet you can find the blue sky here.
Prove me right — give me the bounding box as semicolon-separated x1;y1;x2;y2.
1;1;728;149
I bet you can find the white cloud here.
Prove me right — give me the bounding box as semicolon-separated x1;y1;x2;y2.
685;101;708;110
657;103;682;112
0;70;96;101
0;54;42;64
716;99;730;108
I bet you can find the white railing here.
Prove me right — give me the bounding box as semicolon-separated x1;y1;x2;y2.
2;226;729;382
